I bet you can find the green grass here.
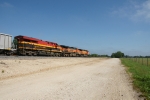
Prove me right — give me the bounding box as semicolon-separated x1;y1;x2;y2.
121;58;150;100
129;58;150;67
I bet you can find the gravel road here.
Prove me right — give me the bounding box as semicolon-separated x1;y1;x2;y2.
0;58;143;100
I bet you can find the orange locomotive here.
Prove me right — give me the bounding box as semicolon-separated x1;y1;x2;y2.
14;35;89;57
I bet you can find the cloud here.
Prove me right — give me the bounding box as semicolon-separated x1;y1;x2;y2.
113;0;150;22
131;0;150;21
0;2;13;8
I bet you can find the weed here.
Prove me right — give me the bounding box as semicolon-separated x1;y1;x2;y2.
2;70;4;73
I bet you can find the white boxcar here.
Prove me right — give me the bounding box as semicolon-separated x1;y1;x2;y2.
0;33;12;50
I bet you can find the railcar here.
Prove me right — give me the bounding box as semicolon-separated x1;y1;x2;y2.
0;33;15;55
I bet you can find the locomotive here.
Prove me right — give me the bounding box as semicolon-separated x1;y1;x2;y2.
0;33;89;57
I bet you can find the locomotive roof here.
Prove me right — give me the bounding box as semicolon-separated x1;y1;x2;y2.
78;49;88;51
69;47;77;49
60;45;77;49
60;45;69;48
15;35;58;44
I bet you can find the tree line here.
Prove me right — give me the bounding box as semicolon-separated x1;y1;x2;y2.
88;54;109;57
89;51;150;58
88;51;125;58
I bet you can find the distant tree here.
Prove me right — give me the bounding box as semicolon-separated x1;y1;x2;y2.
125;55;129;58
115;51;124;58
13;38;18;49
145;56;150;58
89;54;109;57
100;55;109;57
89;54;98;57
111;53;115;58
111;51;124;58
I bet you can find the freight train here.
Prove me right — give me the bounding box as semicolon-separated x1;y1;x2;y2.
0;33;89;57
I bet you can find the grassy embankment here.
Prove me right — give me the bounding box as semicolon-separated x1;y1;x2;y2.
121;58;150;100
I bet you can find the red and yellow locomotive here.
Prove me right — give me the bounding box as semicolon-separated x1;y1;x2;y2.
15;35;89;57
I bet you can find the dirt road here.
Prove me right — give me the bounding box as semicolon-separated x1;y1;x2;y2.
0;58;142;100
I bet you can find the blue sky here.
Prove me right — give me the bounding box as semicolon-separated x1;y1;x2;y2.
0;0;150;56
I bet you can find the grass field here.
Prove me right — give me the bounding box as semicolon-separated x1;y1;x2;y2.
128;58;150;67
121;58;150;100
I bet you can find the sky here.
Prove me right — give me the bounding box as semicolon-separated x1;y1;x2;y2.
0;0;150;56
